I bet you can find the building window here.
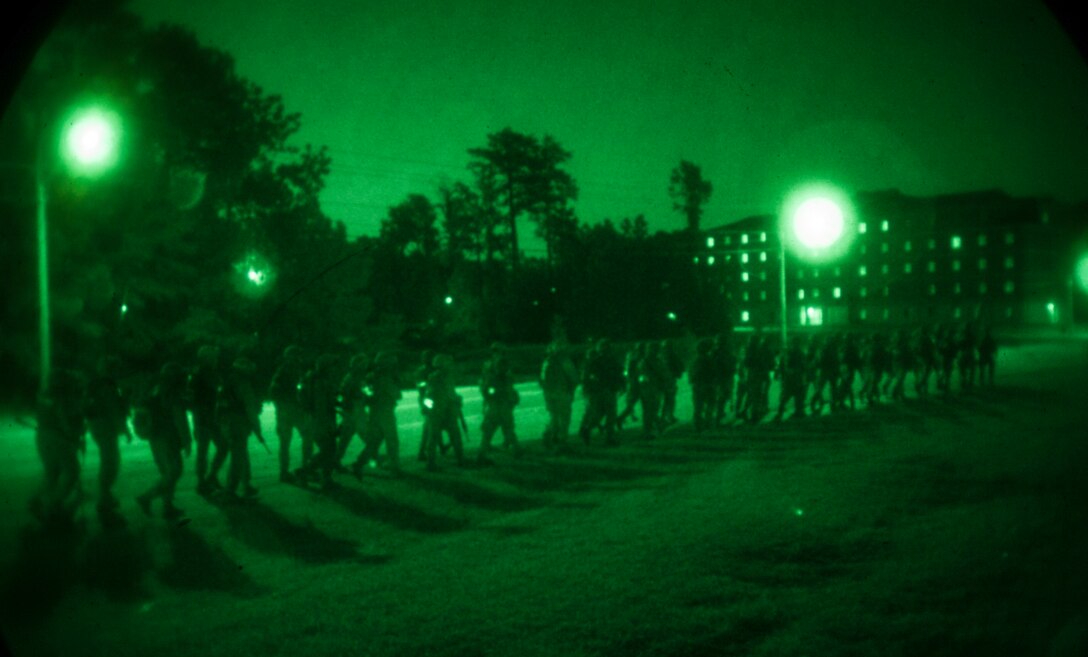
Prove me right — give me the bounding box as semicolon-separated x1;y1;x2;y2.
741;253;749;264
833;266;841;277
881;242;889;254
952;260;961;272
861;245;868;255
859;265;868;277
706;236;715;248
812;268;820;278
861;287;868;298
860;308;868;320
883;308;890;320
880;286;888;297
928;261;936;273
954;283;961;295
743;291;750;301
954;307;962;319
693;256;700;264
741;234;749;244
952;235;962;249
881;220;889;232
1004;257;1014;269
742;272;749;282
760;290;767;301
979;282;987;294
741;310;750;322
724;236;732;246
707;256;716;266
979;258;986;270
1005;232;1014;245
928;238;936;250
798;289;805;300
813;288;821;299
928;284;936;296
760;232;767;242
904;263;912;274
725;254;732;262
1005;281;1014;294
859;222;867;234
833;287;842;299
760;271;767;281
978;234;987;247
1005;307;1013;318
798;269;805;280
904;241;912;252
881;264;889;275
760;251;767;262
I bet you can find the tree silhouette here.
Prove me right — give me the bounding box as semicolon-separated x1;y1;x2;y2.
669;160;713;232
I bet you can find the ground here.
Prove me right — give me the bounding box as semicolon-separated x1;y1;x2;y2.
1;340;1087;656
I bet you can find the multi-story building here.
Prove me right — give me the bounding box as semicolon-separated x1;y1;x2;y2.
699;189;1085;329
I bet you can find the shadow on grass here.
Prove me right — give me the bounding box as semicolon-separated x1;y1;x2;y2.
81;524;154;603
157;523;264;596
2;521;88;624
321;484;469;534
398;471;543;512
213;498;361;564
480;454;672;493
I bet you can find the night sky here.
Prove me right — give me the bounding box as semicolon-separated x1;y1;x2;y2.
131;0;1088;242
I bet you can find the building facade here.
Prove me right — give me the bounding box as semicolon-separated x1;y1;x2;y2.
699;189;1084;329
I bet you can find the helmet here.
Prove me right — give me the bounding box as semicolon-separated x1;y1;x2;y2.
232;357;256;374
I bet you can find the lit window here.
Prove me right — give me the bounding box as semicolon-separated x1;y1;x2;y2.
979;258;986;270
1004;281;1014;294
812;268;820;278
743;291;750;301
813;288;821;299
760;290;767;301
741;253;749;264
881;264;889;275
707;256;716;266
760;232;767;242
979;282;987;294
954;307;962;319
928;284;936;296
928;238;936;250
725;236;732;246
928;261;936;273
882;286;889;297
798;289;805;300
859;222;867;234
741;234;749;244
952;236;962;249
861;245;868;255
706;236;715;248
741;310;750;322
883;308;890;320
881;220;889;232
693;256;700;264
725;254;732;262
833;287;841;299
978;234;987;247
1005;307;1013;318
904;263;912;274
760;251;767;262
1004;257;1014;269
860;287;868;298
954;283;961;295
741;272;749;282
881;242;889;254
952;260;961;272
760;271;767;281
859;265;868;277
860;308;868;320
904;241;912;252
1005;232;1014;245
798;269;805;280
833;266;841;276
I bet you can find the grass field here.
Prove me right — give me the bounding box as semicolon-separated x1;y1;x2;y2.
1;342;1087;656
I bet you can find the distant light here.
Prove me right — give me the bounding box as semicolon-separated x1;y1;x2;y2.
1076;254;1088;293
952;235;962;250
833;287;841;299
247;268;266;285
445;296;453;305
859;222;867;234
707;256;716;266
794;508;804;517
667;311;678;321
62;106;122;175
120;303;128;315
881;220;889;232
423;398;434;409
793;197;844;249
706;236;715;248
741;310;750;322
1047;301;1056;313
550;287;557;293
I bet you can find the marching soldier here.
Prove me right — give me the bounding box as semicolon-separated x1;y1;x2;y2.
660;340;684;426
711;332;736;425
615;343;643;431
30;368;86;529
269;345;306;483
337;353;370;469
217;357;267;499
978;327;997;387
135;363;192;519
354;352;403;477
191;345;225;494
689;338;716;432
578;339;624;446
639;341;670;438
478;343;520;464
85;355;130;526
415;350;438;462
298;354;340;488
775;338;807;421
423;354;466;471
540;341;579;450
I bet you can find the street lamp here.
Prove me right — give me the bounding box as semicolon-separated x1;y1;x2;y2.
777;183;856;349
36;103;123;392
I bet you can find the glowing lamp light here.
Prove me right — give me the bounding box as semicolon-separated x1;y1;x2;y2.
423;398;434;409
793;197;844;250
60;106;122;176
120;303;128;315
794;508;804;517
667;311;678;321
1076;253;1088;294
445;296;453;305
247;268;266;285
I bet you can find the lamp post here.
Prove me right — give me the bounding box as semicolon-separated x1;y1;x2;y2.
36;104;122;392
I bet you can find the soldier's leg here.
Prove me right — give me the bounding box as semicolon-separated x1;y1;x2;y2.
194;417;211;487
208;422;230;485
53;442;82;522
276;407;294;478
226;421;246;493
31;428;61;520
90;426;120;509
162;447;183;515
501;407;519;454
138;439;170;514
479;408;497;457
383;415;401;473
